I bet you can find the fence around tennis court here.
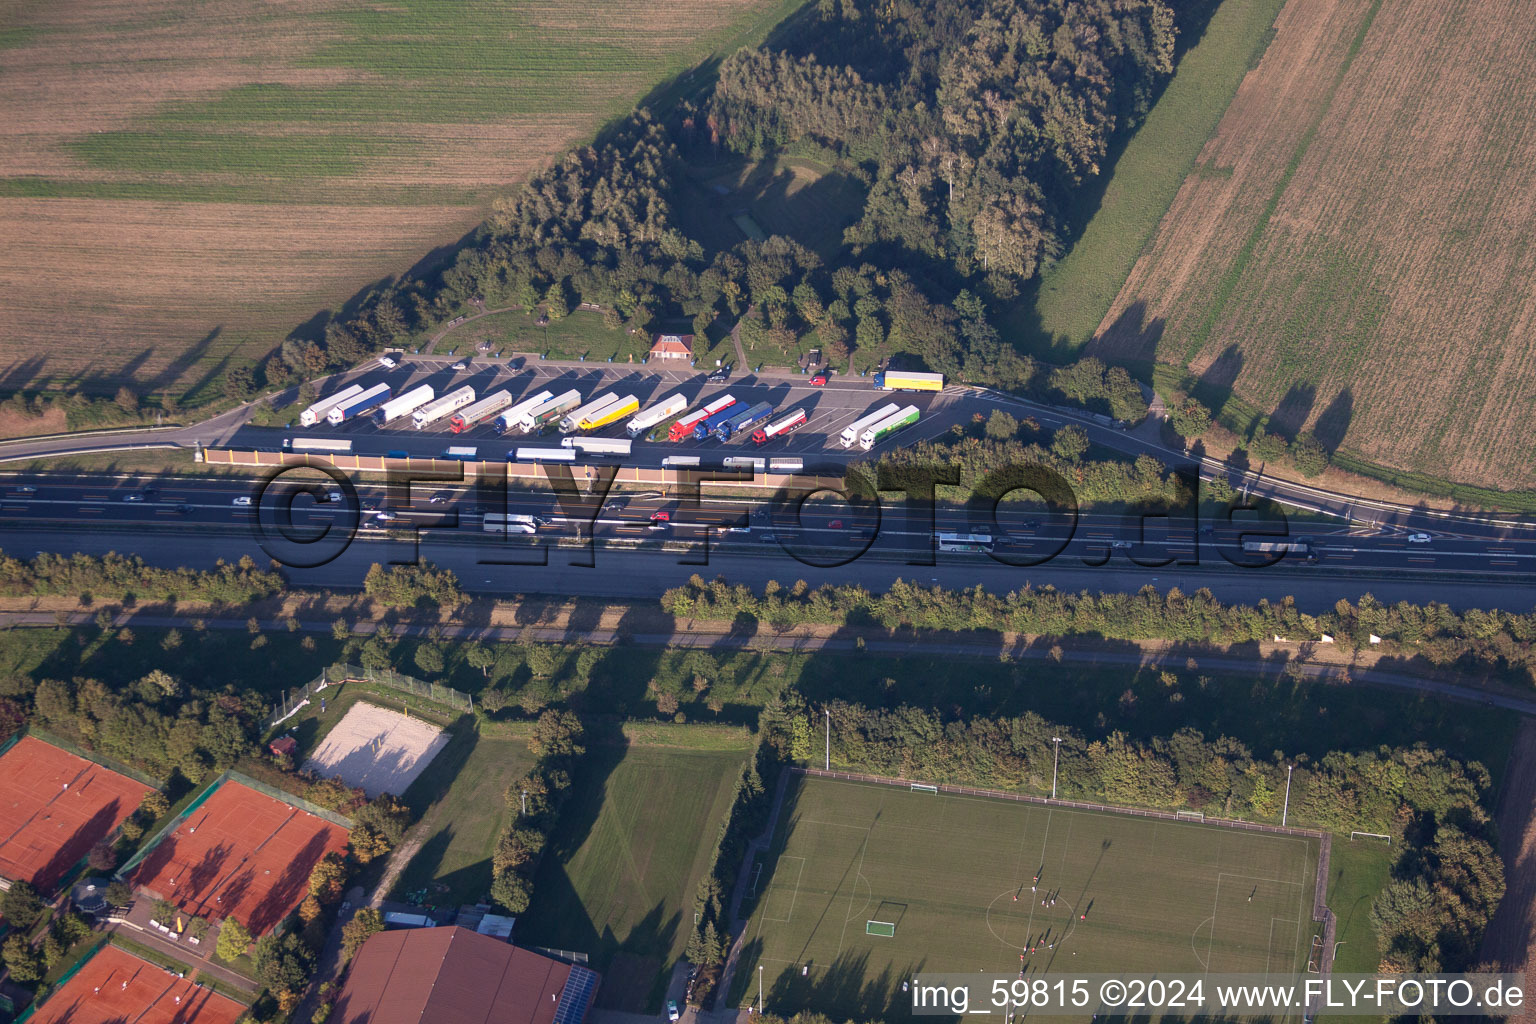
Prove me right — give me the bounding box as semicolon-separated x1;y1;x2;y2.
795;766;1338;975
265;663;472;732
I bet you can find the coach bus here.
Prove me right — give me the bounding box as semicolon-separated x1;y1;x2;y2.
936;531;994;553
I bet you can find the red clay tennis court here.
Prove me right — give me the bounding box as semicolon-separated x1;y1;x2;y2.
132;780;349;936
0;735;153;891
25;944;245;1024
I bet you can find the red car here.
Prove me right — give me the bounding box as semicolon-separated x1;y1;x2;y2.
809;374;827;387
650;510;671;522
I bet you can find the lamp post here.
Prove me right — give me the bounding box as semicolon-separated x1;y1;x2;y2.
1282;764;1294;826
1051;737;1063;800
825;709;831;771
758;964;764;1014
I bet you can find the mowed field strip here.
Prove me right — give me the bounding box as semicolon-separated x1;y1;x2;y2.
736;777;1319;1016
0;0;803;397
1094;0;1536;491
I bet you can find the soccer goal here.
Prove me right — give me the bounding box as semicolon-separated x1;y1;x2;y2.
866;920;896;937
1350;831;1391;845
1176;810;1205;822
910;783;939;794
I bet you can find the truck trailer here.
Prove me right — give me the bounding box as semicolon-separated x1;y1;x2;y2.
412;385;476;430
692;396;745;441
626;393;688;438
284;437;353;453
493;390;554;435
872;370;944;392
562;436;633;457
671;394;736;441
374;384;435;425
517;390;581;432
300;384;364;427
715;401;775;442
752;408;807;445
839;403;900;447
558;393;621;434
326;383;391;425
449;390;512;433
858;405;920;450
580;394;638;431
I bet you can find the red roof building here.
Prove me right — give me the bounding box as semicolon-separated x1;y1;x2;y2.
331;926;600;1024
647;333;693;361
269;737;298;758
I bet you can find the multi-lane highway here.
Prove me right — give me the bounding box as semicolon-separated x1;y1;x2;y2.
3;472;1534;613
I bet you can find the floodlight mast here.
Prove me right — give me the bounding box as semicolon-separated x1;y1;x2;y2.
1051;737;1063;800
825;709;830;771
1282;764;1294;826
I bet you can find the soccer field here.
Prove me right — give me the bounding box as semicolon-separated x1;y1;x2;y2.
736;777;1322;1015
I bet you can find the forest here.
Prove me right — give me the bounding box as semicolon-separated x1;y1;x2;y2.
252;0;1189;399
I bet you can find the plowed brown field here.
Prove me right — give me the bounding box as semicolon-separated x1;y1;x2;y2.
1094;0;1536;492
0;0;795;399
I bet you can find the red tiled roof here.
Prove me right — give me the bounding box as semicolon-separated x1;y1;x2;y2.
332;926;577;1024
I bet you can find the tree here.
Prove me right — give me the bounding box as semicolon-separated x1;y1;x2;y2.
984;410;1018;440
413;644;445;676
1;880;43;929
88;840;117;872
478;687;510;714
490;870;532;914
530;709;584;760
1292;432;1329;477
341;908;385;962
466;643;497;677
1248;429;1289;463
114;386;139;414
2;934;41;982
216;918;252;962
1169;396;1211;438
105;879;135;908
299;893;324;925
254;931;314;997
308;852;349;904
1051;425;1089;462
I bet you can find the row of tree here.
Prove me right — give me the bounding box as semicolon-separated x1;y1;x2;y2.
661;577;1536;678
488;710;585;914
0;551;283;605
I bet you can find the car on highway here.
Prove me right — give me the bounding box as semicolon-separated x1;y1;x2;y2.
318;489;344;503
603;497;628;513
122;494;144;503
451;361;468;371
667;1001;680;1022
532;514;553;527
387;450;409;459
378;356;397;368
11;485;36;494
232;496;252;507
1109;540;1132;550
809;373;827;387
176;504;194;515
429;491;451;505
1407;532;1433;544
372;510;399;522
650;510;671;522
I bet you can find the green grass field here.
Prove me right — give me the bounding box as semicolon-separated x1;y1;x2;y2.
1010;0;1287;357
734;776;1320;1017
517;738;752;1011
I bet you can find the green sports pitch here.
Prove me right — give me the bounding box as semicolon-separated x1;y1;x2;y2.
733;776;1322;1015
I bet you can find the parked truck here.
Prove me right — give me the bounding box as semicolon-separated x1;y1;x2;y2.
493;390;554;435
715;401;774;442
284;437;353;453
449;390;512;433
626;393;688;438
873;370;944;392
518;389;581;432
859;405;919;450
299;383;363;427
838;403;900;448
671;394;735;441
752;408;807;445
558;392;621;434
441;446;478;461
562;436;633;457
580;394;638;431
692;396;745;441
412;385;476;429
374;384;434;425
326;383;391;425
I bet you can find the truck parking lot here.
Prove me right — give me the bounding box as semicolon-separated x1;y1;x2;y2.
232;357;968;468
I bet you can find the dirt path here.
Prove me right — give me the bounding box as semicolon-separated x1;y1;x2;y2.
1480;719;1536;1023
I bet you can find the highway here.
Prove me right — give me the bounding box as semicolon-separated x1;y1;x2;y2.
2;472;1534;613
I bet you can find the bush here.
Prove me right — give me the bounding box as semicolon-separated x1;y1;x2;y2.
1292;432;1329;477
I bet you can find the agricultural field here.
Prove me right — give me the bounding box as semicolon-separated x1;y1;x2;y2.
733;776;1322;1017
0;0;804;404
1092;0;1536;492
516;736;752;1011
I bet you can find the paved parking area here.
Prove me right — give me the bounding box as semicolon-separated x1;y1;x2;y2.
232;358;973;467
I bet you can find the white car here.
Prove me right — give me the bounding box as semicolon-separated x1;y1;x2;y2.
667;1001;680;1022
1406;532;1432;544
232;496;253;507
378;356;397;369
451;361;468;371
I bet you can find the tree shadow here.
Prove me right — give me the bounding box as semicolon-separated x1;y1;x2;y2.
1268;382;1316;439
1312;387;1354;453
